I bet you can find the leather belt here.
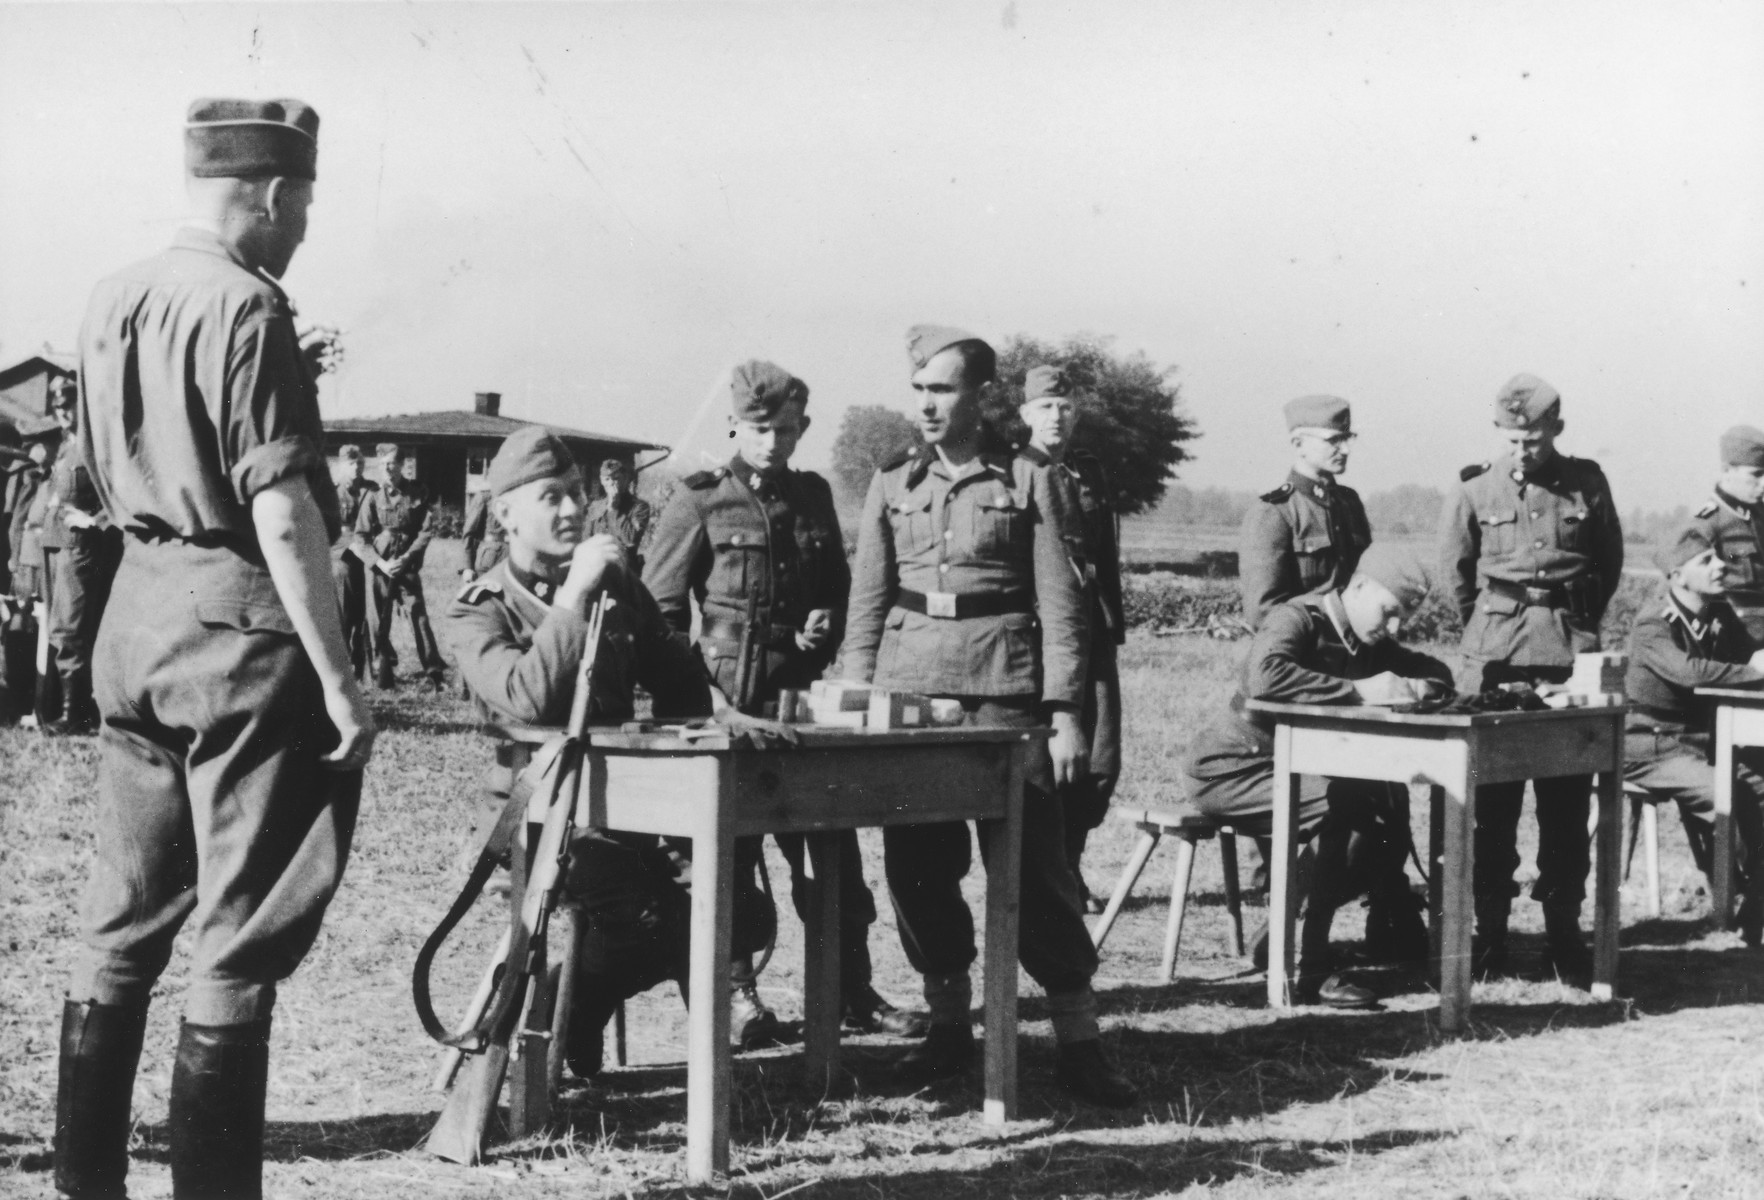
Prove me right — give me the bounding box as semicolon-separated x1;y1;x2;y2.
1484;576;1568;608
702;616;801;647
895;588;1033;620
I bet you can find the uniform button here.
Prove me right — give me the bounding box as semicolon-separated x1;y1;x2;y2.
1534;539;1544;548
1531;511;1540;519
943;530;953;540
939;563;949;573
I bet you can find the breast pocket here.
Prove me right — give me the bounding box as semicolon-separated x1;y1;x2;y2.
708;523;762;595
1557;506;1592;552
1479;510;1518;555
887;492;936;555
971;489;1023;557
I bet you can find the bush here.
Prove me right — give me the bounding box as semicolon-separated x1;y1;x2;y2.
430;501;464;540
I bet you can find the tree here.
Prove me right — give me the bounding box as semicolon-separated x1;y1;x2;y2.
829;404;919;502
985;333;1196;517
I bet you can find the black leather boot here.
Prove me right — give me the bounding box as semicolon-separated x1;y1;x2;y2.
1055;1039;1140;1108
1543;901;1593;982
565;976;623;1082
54;998;150;1200
168;1018;271;1200
1472;894;1510;979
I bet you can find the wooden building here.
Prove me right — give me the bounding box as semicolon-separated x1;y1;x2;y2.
0;354;75;434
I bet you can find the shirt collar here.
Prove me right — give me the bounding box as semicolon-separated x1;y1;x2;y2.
1318;589;1363;655
506;558;562;606
1290;467;1333;500
1714;487;1755;518
170;226;289;300
1665;592;1722;644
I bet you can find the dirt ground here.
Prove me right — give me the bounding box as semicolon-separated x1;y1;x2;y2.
2;540;1760;1199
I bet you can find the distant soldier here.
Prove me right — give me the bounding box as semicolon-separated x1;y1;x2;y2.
1688;426;1764;642
1624;526;1764;944
0;420;36;721
1014;364;1124;914
1239;395;1371;630
839;325;1136;1106
585;458;652;575
460;483;507;581
354;443;447;689
332;445;378;679
43;377;124;734
647;361;924;1044
1186;544;1450;1005
10;434;56;722
1439;373;1624;979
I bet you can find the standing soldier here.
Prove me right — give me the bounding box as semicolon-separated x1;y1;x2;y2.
460;482;507;582
586;458;652;576
1014;364;1123;914
647;361;925;1044
44;377;124;735
1239;395;1371;630
0;420;35;721
354;443;447;690
839;326;1136;1106
1689;426;1764;642
332;445;378;680
1440;373;1623;979
13;432;59;723
56;98;374;1200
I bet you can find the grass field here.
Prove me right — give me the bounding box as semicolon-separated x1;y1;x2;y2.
2;540;1761;1199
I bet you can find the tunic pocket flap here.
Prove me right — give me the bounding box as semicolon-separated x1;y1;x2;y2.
1478;592;1521;616
979;491;1021;512
1295;533;1332;554
194;600;296;635
1481;511;1518;526
890;493;932;516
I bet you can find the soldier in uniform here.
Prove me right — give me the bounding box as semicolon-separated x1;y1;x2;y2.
43;377;124;735
1185;544;1451;1004
0;420;36;721
586;458;652;575
1439;373;1624;979
354;442;447;689
56;98;374;1200
444;427;735;1078
1012;364;1123;914
647;360;926;1044
332;444;378;680
1624;526;1764;943
1687;426;1764;642
4;432;53;722
460;482;508;581
839;325;1137;1106
1239;395;1371;630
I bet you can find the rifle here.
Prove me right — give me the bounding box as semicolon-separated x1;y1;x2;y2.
421;591;609;1164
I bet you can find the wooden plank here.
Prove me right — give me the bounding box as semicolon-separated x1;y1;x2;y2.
1091;830;1158;951
684;758;734;1185
982;744;1024;1125
731;744;1013;835
1713;705;1736;928
1284;724;1483;789
1159;837;1197;983
800;831;843;1090
1591;768;1622;1002
1470;713;1620;786
1437;740;1474;1032
583;753;721;838
1267;724;1299;1009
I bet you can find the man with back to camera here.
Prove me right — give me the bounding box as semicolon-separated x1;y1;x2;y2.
1439;373;1623;980
56;97;374;1200
838;325;1137;1106
1688;425;1764;643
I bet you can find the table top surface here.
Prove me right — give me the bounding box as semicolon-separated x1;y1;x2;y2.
487;722;1046;752
1694;686;1764;704
1243;698;1626;730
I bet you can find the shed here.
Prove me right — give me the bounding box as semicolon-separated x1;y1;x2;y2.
0;354;76;431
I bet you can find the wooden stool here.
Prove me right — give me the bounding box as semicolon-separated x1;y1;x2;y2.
1090;804;1247;982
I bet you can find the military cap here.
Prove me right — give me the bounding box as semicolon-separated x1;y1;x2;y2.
487;426;578;499
375;442;401;458
1284;394;1352;434
1022;364;1076;404
1654;525;1716;576
1493;373;1561;429
1719;425;1764;468
906;324;993;374
728;360;809;422
185;98;319;181
1354;542;1431;611
338;444;363;462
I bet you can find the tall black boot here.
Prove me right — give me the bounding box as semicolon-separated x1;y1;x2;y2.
168;1018;271;1200
1472;894;1511;978
1542;900;1593;982
54;998;150;1200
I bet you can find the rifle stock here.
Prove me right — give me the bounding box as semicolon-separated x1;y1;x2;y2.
425;1041;511;1164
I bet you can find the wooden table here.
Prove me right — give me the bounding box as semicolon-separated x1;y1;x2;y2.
1696;687;1764;923
1242;700;1626;1032
524;724;1034;1184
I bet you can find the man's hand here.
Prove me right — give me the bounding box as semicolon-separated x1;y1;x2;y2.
319;676;377;771
554;534;624;613
795;608;833;652
1352;672;1420;706
1049;708;1089;788
713;705;802;747
460;567;477;582
298;324;345;377
62;509;98;531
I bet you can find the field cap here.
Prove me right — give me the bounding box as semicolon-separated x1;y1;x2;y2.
339;444;362;461
1719;425;1764;468
906;324;991;373
599;458;629;475
487;426;577;499
186;98;319;181
1355;542;1431;610
1284;395;1351;434
1494;373;1561;429
375;442;401;458
1022;364;1075;404
1654;526;1716;576
729;360;809;422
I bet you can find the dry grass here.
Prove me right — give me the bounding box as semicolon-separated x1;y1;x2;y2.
2;541;1761;1199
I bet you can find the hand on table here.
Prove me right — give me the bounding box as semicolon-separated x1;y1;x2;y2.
1353;672;1420;707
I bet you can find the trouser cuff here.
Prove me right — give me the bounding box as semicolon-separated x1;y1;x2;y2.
922;970;972;1026
1044;986;1099;1044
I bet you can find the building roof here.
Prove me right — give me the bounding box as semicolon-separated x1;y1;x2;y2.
0;354;76;391
321;410;665;452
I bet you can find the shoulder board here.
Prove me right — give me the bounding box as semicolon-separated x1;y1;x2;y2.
1259;482;1294;503
455;578;505;605
1696;499;1719;519
879;451;916;473
681;467;729;490
1459;462;1491;482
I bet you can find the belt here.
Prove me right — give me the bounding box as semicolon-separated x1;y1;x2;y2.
895;588;1033;620
702;616;801;647
1484;576;1570;608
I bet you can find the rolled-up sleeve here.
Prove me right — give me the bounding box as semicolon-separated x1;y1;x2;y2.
223;304;326;507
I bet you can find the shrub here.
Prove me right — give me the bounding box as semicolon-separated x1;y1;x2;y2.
430;501;464;540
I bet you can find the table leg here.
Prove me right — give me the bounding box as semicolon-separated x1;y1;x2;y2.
802;831;843;1090
685;794;734;1184
1713;705;1736;929
1266;725;1298;1009
1427;786;1444;989
1438;742;1474;1034
1591;766;1622;1002
983;750;1025;1124
546;906;582;1096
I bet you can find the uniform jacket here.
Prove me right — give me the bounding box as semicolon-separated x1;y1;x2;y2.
443;557;711;729
1691;490;1764;636
586;493;653;566
841;445;1090;707
1239;469;1371;629
9;466;46;576
43;441;107;549
1022;444;1125;647
461;490;507;576
354;479;435;573
1439;451;1624;668
1625;590;1764;757
76;225;340;545
333;477;378;557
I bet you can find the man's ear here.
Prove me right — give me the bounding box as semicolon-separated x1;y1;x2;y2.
798;413;812;435
263;176;288;221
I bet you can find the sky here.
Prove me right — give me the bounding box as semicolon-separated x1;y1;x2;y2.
2;1;1761;512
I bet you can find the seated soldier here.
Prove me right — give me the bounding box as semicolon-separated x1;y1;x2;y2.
444;426;772;1078
1624;527;1764;944
1184;543;1453;1006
